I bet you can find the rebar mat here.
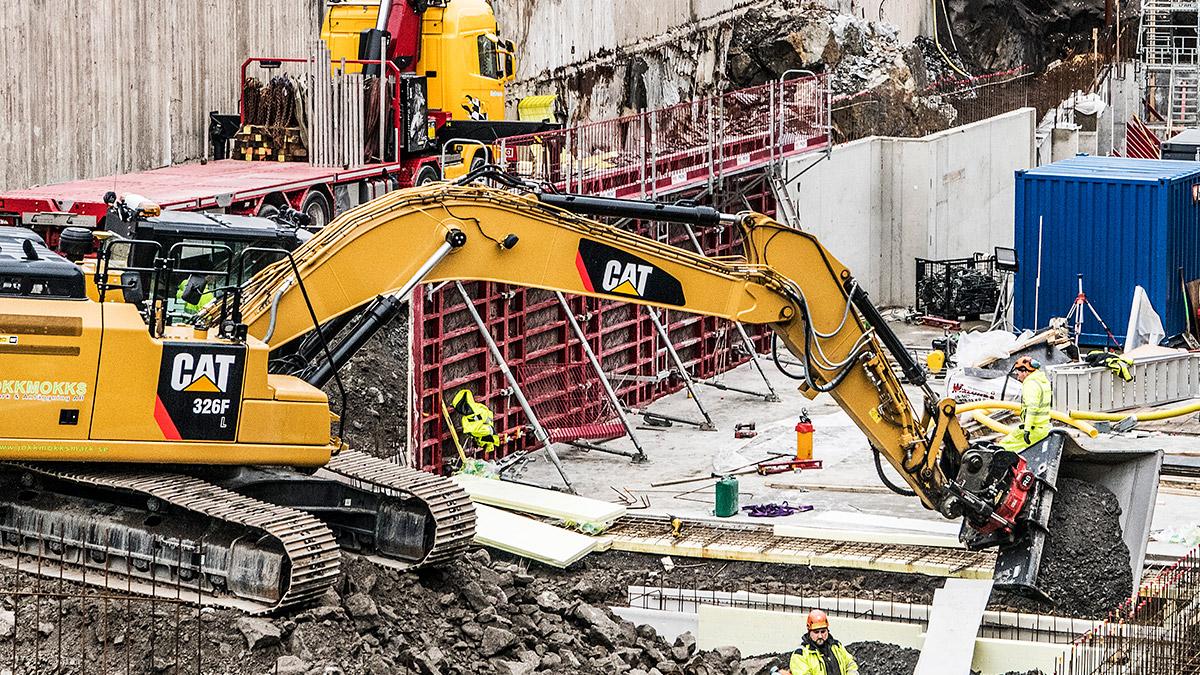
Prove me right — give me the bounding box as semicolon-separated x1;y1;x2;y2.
603;515;996;578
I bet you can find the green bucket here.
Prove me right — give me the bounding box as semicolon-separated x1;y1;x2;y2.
714;475;739;517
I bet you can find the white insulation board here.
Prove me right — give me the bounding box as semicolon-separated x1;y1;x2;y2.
472;504;597;568
454;475;626;525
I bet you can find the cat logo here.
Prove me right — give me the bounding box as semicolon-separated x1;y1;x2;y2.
169;352;238;393
601;260;653;297
575;239;686;306
156;344;245;442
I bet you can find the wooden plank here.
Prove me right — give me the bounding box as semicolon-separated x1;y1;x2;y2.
453;475;626;527
472;504;597;568
915;579;994;675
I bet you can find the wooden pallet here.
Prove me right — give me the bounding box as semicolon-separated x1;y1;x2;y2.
232;124;308;162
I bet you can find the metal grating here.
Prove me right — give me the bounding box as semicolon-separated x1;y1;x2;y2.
601;515;996;579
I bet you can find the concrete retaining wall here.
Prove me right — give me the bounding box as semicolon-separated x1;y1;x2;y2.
785;107;1036;307
0;0;320;191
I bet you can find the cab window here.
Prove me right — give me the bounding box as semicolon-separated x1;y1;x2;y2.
477;35;500;79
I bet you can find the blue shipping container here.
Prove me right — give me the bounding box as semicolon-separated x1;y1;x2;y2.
1014;156;1200;345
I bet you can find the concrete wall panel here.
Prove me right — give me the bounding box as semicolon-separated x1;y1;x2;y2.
787;108;1036;307
0;0;320;191
784;138;883;294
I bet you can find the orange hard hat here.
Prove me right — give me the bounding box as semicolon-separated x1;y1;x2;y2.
1014;356;1041;373
806;609;829;630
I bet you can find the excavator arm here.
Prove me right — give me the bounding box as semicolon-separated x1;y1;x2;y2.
234;183;971;512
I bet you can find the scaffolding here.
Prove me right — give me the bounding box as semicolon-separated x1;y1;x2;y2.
1139;0;1200;135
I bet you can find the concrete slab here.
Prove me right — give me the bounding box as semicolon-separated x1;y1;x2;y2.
695;604;925;656
915;578;995;675
972;638;1069;675
693;604;1070;674
453;474;626;527
610;606;697;643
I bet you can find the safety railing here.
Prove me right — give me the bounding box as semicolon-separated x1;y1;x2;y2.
1054;545;1200;674
498;74;830;200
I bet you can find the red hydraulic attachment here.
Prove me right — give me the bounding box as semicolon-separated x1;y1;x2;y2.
976;455;1035;535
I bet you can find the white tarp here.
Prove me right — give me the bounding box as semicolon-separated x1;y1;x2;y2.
1124;285;1165;351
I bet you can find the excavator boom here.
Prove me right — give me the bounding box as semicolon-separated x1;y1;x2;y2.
238;183;965;509
233;180;1159;601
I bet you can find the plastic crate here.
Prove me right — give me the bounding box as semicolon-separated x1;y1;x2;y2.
915;254;1000;319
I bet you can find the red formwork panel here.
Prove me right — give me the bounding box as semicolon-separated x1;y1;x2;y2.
408;173;776;473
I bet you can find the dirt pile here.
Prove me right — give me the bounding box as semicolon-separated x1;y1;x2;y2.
999;477;1133;619
196;551;767;674
323;318;410;459
846;640;921;674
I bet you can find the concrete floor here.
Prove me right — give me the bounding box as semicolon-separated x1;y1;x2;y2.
510;324;1200;559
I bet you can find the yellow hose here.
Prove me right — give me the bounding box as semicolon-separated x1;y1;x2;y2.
956;400;1099;438
970;410;1012;435
1067;401;1200;422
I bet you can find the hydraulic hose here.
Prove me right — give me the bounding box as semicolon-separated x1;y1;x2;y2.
955;400;1099;438
1067;401;1200;422
872;445;917;497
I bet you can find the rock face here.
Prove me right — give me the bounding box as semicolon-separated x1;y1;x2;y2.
939;0;1131;73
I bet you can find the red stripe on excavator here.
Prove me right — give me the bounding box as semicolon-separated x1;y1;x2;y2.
575;250;594;292
153;396;182;441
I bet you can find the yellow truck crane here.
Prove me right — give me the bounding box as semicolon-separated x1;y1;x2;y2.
0;172;1160;611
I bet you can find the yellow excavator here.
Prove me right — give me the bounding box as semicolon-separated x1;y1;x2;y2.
0;169;1160;611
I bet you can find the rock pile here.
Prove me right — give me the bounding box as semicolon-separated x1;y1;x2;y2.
199;550;776;674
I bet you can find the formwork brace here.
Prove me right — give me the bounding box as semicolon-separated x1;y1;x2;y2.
554;291;648;462
681;221;781;403
640;308;717;431
453;282;575;492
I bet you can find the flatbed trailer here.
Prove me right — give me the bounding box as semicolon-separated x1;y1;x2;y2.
0;158;409;235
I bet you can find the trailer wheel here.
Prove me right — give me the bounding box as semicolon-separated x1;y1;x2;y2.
301;190;332;229
414;164;440;186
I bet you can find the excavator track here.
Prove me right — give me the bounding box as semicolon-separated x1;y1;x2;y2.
0;464;341;614
321;450;476;568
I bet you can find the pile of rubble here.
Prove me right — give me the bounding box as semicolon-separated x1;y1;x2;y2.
194;551;775;675
726;3;917;95
323;320;410;458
